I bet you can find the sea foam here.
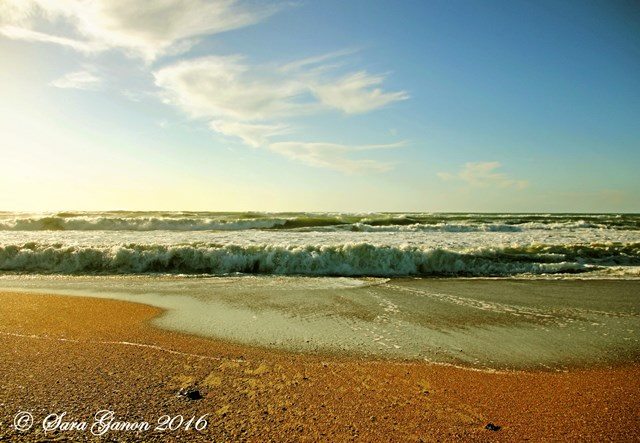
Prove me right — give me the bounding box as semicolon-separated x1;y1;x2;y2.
0;212;638;232
1;242;638;276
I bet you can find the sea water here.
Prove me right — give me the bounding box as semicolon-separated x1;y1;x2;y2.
1;211;639;277
1;212;638;369
0;275;638;370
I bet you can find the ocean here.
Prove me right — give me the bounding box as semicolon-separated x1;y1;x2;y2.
0;211;639;278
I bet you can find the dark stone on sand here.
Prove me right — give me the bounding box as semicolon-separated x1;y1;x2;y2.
178;388;203;400
485;422;501;431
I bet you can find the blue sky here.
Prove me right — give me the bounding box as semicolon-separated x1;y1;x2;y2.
0;0;638;212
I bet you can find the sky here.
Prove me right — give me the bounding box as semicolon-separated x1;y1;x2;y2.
0;0;638;212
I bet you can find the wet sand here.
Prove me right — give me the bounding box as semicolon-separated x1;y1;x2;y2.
0;291;639;442
2;276;639;370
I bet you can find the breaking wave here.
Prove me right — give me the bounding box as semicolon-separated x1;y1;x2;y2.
1;242;638;277
0;212;638;232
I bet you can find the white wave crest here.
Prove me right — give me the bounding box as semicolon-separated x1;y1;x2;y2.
2;242;637;276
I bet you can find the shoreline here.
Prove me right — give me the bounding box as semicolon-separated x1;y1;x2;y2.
1;276;638;370
1;290;639;441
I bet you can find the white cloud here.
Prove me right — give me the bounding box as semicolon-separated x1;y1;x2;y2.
438;162;528;189
0;0;276;61
1;1;409;173
311;71;409;114
153;52;408;171
211;121;290;148
0;25;103;53
154;56;312;120
50;70;103;90
152;51;408;171
268;142;402;173
278;47;359;73
153;52;407;120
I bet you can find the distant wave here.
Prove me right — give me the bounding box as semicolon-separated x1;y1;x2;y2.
0;212;638;232
0;216;286;232
1;242;638;276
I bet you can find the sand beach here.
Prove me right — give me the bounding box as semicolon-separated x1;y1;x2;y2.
1;288;638;442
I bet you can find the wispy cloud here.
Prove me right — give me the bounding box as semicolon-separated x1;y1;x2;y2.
211;121;290;148
153;51;408;171
50;70;103;90
0;0;277;61
153;53;407;120
310;71;409;114
154;55;313;121
0;25;103;53
279;47;359;73
1;1;408;173
268;142;403;173
438;162;528;189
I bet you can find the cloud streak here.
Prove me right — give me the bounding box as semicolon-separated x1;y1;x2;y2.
0;0;276;61
50;70;103;90
211;121;290;148
310;71;409;114
269;142;403;173
0;25;102;53
438;162;528;189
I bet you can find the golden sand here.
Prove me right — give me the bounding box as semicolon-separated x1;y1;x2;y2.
0;291;638;442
